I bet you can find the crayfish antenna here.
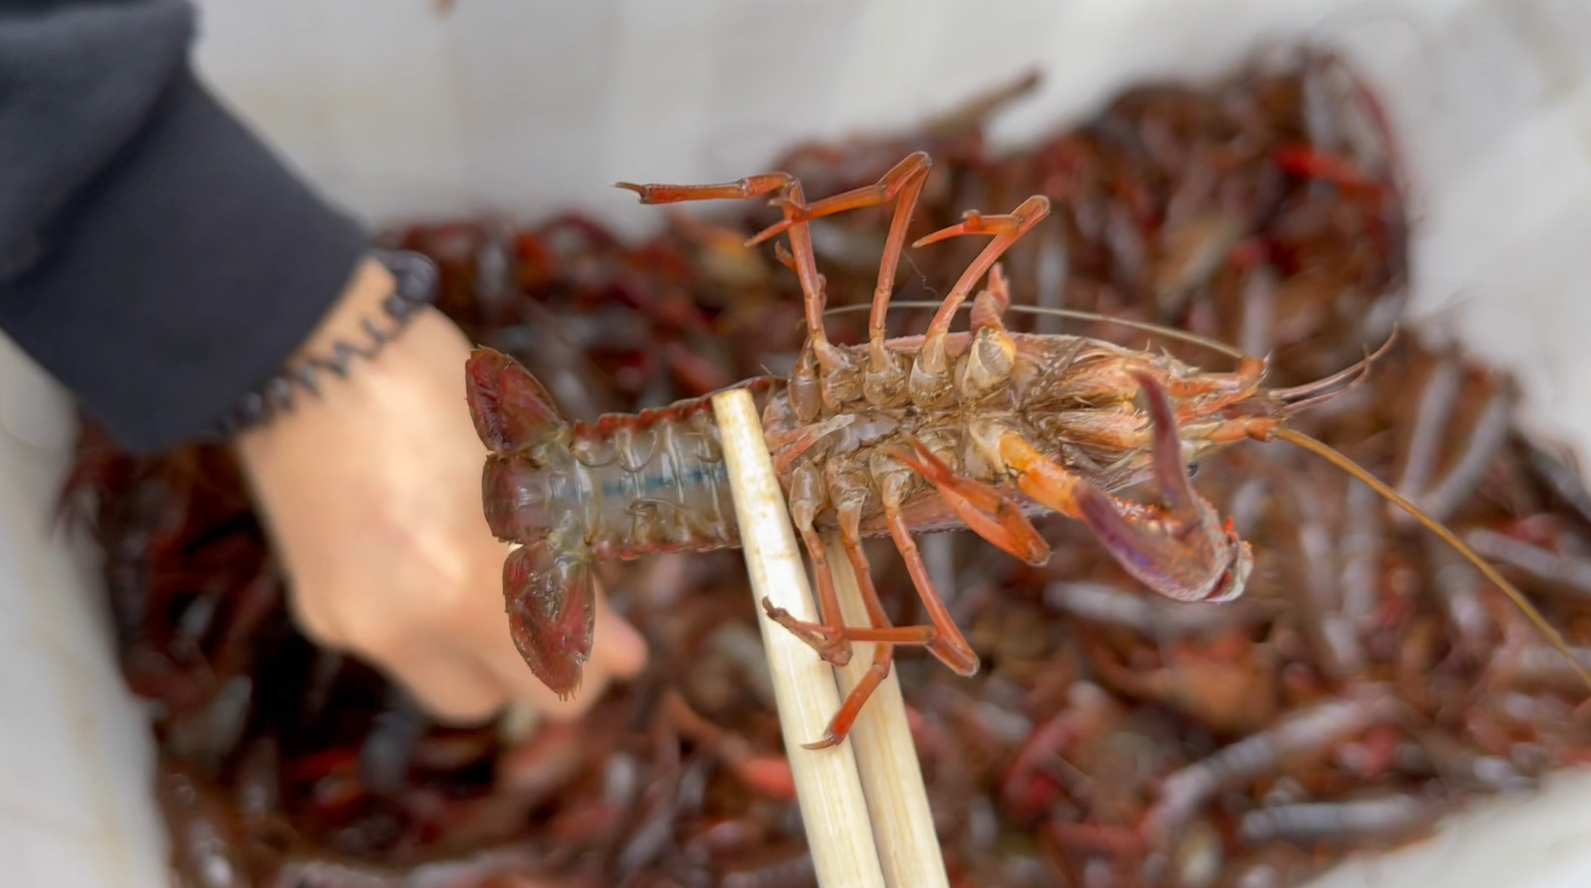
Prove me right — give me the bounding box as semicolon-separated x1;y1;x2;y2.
1274;427;1591;695
1273;330;1399;415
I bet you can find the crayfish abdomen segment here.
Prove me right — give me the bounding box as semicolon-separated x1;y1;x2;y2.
573;399;745;559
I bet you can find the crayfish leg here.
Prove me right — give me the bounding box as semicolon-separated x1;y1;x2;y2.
465;347;571;455
768;462;855;667
778;182;856;390
820;459;984;680
613;173;794;207
763;491;941;750
912;194;1050;343
890;435;1049;566
878;501;980;675
909;196;1050;405
969;262;1014;336
818;514;905;750
743;151;930;251
618;171;852;387
956;265;1021;403
733;152;936;391
503;536;596;701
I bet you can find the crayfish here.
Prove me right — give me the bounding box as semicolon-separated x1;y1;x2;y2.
465;150;1591;749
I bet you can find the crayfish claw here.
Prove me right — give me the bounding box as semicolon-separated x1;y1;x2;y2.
1068;372;1254;603
1076;484;1253;603
1134;370;1203;523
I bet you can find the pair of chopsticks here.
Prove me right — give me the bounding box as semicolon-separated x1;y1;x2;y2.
713;390;950;888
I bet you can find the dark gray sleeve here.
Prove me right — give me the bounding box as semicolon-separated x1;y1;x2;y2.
0;0;371;453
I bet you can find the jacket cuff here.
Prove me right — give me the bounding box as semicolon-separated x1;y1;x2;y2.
1;67;369;453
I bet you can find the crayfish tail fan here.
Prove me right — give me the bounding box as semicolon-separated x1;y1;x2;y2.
465;347;572;455
503;539;595;699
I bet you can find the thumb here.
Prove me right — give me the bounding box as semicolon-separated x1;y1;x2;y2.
590;582;648;679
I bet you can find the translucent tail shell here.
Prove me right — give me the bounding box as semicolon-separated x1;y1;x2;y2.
465;347;594;698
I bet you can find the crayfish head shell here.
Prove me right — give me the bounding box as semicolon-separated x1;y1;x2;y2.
503;540;596;699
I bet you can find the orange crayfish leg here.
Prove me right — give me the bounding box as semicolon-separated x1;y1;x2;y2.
891;437;1049;566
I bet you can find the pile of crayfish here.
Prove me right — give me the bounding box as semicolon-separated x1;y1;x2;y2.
61;45;1591;888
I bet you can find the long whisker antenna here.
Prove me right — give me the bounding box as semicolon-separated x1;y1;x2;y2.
823;300;1248;361
1273;330;1399;403
1281;384;1366;417
1275;426;1591;695
1276;340;1397;416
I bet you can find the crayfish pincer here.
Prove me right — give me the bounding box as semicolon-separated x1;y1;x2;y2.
467;150;1591;749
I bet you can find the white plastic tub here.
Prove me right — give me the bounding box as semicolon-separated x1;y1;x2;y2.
8;0;1591;884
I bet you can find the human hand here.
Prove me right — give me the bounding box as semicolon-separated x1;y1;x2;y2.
234;255;648;724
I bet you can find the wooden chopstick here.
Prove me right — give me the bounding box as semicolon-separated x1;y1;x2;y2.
712;388;889;888
825;533;951;888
